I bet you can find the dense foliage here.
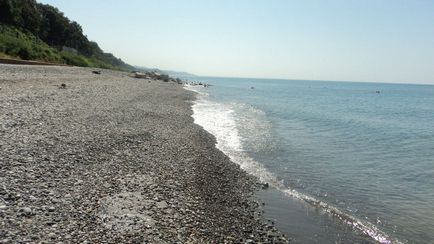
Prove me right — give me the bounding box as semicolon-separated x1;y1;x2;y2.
0;25;122;69
0;0;133;70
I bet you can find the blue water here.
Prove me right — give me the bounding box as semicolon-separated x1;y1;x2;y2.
185;78;434;243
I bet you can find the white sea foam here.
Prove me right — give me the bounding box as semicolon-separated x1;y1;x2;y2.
185;86;277;184
184;85;399;244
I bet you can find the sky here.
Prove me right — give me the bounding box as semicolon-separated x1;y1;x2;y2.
38;0;434;84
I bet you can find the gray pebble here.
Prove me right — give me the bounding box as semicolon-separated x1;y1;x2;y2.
0;65;288;243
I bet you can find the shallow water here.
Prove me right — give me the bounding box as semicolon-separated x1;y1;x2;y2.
257;188;375;243
185;78;434;243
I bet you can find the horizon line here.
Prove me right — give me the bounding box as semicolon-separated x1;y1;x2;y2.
181;73;434;86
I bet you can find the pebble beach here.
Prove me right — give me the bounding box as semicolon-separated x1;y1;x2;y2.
0;65;287;243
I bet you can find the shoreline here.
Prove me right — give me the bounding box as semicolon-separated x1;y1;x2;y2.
184;80;395;244
0;64;287;243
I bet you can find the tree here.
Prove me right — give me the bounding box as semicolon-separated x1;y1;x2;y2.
39;4;69;46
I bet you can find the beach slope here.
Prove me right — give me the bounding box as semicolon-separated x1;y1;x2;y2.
0;65;286;243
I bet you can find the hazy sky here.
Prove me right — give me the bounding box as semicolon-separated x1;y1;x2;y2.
38;0;434;84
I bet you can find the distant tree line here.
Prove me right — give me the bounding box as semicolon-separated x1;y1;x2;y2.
0;0;132;69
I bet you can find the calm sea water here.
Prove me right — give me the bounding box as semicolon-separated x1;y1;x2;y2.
185;77;434;244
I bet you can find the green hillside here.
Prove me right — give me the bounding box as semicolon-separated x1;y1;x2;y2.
0;0;133;70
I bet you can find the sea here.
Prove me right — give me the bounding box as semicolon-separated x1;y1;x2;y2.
184;77;434;244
